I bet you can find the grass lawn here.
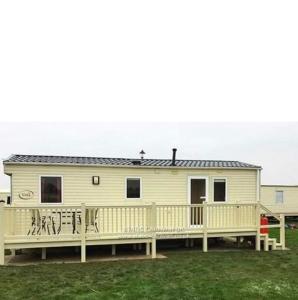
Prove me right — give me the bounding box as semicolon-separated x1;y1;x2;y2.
1;229;298;300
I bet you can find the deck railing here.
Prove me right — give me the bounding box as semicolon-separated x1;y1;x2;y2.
2;202;259;240
0;201;286;264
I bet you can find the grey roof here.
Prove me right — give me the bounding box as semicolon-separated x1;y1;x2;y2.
3;154;261;169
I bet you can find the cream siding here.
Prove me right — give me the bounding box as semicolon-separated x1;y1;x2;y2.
261;185;298;214
4;164;258;206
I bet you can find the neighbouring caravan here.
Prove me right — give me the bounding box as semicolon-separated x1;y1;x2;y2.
0;189;10;205
261;185;298;216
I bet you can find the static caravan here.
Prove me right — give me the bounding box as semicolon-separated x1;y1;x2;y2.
0;150;286;265
261;185;298;216
0;190;10;204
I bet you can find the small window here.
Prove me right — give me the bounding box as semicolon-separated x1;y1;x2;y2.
41;176;62;203
126;178;141;199
275;191;284;204
214;179;226;202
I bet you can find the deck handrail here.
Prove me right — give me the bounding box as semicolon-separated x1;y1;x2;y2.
260;203;281;222
6;202;258;209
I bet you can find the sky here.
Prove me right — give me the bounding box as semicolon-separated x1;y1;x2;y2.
1;122;298;189
0;1;298;122
1;2;298;188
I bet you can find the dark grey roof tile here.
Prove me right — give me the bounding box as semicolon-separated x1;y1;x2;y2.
3;154;261;169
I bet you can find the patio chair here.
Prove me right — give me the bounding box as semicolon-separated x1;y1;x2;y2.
72;210;81;234
51;211;63;234
85;209;99;233
27;209;41;235
27;209;52;235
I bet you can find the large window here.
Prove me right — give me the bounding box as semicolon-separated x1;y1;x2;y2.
213;179;226;202
40;176;62;203
126;178;141;199
275;191;284;204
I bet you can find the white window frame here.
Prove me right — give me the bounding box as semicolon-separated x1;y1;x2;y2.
275;190;284;204
39;175;64;205
187;176;209;204
125;177;142;200
212;177;228;203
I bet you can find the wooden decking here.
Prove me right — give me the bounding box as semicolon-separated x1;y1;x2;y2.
0;202;286;265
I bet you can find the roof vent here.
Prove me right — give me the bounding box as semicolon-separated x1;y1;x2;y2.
139;149;145;160
132;160;142;166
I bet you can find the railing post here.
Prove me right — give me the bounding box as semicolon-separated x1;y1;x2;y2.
41;248;46;260
236;205;240;228
151;202;157;258
112;244;116;256
203;201;208;252
146;242;151;256
0;201;5;265
81;203;86;262
280;214;286;250
255;202;261;251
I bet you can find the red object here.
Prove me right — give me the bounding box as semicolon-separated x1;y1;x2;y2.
260;216;269;234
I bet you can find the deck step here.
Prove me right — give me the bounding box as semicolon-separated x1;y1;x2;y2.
259;234;281;251
275;242;283;250
268;238;276;250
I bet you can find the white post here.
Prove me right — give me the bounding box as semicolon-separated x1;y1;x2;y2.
81;203;86;262
255;169;261;251
185;239;189;248
41;248;46;260
280;214;286;250
256;169;261;202
146;242;150;256
151;239;156;258
203;202;208;252
112;244;116;256
151;202;157;258
236;237;241;248
264;235;269;251
0;201;5;265
255;202;261;251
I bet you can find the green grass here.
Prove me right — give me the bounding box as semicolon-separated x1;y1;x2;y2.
1;230;298;300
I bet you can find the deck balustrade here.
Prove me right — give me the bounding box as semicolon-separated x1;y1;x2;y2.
0;202;285;265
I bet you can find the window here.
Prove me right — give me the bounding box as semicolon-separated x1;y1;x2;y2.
40;176;62;203
275;191;284;204
126;178;141;199
214;179;226;202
